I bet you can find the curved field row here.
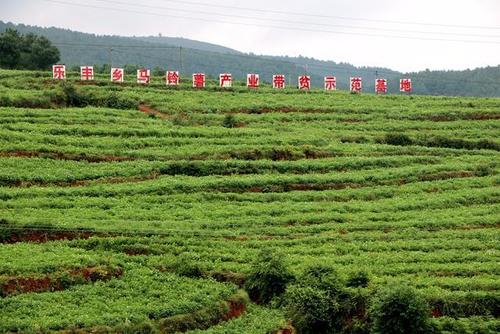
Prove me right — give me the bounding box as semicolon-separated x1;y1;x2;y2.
0;71;499;332
0;265;238;333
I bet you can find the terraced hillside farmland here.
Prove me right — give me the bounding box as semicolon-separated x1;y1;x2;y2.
0;69;499;333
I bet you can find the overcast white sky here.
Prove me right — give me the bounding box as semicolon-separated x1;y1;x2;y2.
1;0;499;72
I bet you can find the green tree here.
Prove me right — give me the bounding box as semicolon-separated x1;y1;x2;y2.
27;34;60;69
0;29;59;70
0;28;22;68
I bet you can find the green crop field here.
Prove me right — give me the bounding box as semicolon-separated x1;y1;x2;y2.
0;69;499;334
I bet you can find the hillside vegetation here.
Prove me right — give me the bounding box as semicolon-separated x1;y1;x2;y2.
1;21;499;97
0;69;499;333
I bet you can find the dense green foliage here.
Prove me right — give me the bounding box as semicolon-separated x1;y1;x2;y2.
0;69;498;333
0;28;59;70
0;266;236;332
284;265;351;333
370;285;432;334
245;249;294;304
283;265;371;334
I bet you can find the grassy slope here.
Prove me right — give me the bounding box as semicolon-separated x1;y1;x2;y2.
0;69;499;333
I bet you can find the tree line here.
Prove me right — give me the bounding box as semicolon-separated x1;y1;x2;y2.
0;28;59;70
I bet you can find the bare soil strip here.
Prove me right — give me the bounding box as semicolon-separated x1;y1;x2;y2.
1;266;123;297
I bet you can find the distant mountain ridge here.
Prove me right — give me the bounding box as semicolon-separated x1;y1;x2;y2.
1;21;499;96
133;36;241;54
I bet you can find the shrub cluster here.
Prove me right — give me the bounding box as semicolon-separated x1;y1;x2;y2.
378;133;499;151
53;83;138;109
171;254;206;279
246;251;435;334
370;286;433;334
222;114;238;128
159;290;249;333
284;265;369;334
244;249;294;304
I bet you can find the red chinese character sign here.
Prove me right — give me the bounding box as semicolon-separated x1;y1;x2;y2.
220;73;232;88
111;68;124;83
273;75;286;89
166;71;180;86
52;65;66;80
400;79;412;93
137;69;151;84
80;66;94;81
298;75;311;90
375;78;387;94
324;76;337;91
247;74;259;88
193;73;205;88
350;77;362;93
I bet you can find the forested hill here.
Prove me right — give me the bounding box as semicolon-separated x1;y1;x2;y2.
1;21;499;96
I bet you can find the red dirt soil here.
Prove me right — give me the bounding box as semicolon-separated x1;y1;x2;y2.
273;324;296;334
1;266;123;297
223;300;247;321
432;307;443;318
138;103;170;119
3;230;96;244
7;171;160;188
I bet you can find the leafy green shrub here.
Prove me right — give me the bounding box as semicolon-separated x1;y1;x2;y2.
172;114;191;126
475;164;495;177
103;93;137;109
159;161;261;176
0;218;12;243
61;82;90;107
381;133;414;146
428;293;500;318
245;249;294;304
347;288;371;334
285;285;340;334
420;136;499;151
370;285;432;334
346;270;370;288
49;88;66;106
227;148;264;160
172;254;205;278
284;265;360;334
114;321;158;334
65;322;158;334
222;114;237;128
476;139;499;151
299;265;345;294
432;316;500;334
424;137;473;150
160;162;204;176
0;95;11;107
159;290;249;333
378;133;499;151
270;147;298;161
340;136;369;144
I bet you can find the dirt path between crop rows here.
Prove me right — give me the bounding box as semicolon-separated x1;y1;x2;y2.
1;266;123;297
